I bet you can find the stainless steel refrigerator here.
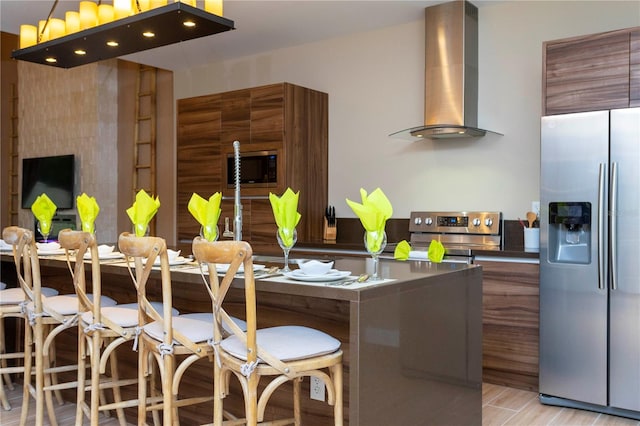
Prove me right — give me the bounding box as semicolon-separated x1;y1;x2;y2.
539;107;640;419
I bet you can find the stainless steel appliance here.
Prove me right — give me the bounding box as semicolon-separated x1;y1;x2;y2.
406;211;502;263
539;108;640;419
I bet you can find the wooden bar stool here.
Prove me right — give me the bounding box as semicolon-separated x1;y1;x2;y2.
191;238;344;426
2;226;117;426
0;281;58;411
118;232;220;425
58;229;145;426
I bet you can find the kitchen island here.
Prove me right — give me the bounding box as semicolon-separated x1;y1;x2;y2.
1;253;482;425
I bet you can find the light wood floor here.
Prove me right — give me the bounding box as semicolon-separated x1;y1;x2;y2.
0;381;129;425
2;381;639;425
484;383;640;426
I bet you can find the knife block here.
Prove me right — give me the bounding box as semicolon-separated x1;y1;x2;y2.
323;217;337;242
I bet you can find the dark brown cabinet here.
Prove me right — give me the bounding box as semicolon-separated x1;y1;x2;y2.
543;27;640;115
176;83;328;244
475;259;540;391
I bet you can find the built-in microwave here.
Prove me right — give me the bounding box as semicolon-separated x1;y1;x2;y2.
226;150;278;188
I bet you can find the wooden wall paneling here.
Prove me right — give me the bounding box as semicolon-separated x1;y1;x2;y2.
177;82;328;247
177;94;222;241
477;260;540;391
250;84;285;145
544;30;630;115
283;83;328;242
221;88;251;147
631;30;640;107
249;198;278;243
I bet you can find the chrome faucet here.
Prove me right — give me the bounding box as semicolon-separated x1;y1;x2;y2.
233;140;242;241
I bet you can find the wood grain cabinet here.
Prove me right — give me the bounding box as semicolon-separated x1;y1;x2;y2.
475;259;540;391
176;83;328;244
543;27;640;115
631;29;640;106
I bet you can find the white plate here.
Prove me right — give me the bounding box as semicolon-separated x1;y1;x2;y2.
38;249;66;256
215;264;266;273
84;252;125;260
283;270;351;282
143;256;189;266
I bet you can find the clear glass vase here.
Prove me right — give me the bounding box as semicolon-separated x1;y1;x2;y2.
276;228;297;272
364;230;387;281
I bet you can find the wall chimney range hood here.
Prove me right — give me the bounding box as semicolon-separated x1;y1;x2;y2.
390;0;501;140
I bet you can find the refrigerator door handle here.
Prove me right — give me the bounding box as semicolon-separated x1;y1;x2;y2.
610;162;618;291
598;163;606;290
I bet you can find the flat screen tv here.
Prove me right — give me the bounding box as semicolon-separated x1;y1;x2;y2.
21;155;75;209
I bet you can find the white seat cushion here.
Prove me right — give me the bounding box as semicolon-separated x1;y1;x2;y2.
117;302;180;317
27;294;117;316
81;302;179;328
221;326;341;362
179;312;247;334
0;287;59;305
143;313;215;345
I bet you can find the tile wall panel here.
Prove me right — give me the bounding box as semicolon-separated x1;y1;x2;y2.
17;59;118;243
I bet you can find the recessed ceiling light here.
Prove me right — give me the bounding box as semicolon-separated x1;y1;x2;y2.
106;41;119;47
183;20;196;28
45;57;57;63
142;31;155;38
74;49;87;55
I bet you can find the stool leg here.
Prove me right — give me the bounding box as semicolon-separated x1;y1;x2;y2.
91;332;102;425
19;318;32;426
76;330;87;426
331;364;343;426
107;347;128;426
0;316;16;391
138;342;148;426
293;377;302;426
0;315;13;410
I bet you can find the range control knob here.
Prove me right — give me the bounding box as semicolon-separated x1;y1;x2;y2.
414;217;422;225
472;218;481;227
485;218;494;227
424;217;433;226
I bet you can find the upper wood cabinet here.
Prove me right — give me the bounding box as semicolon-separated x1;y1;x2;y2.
631;29;640;107
543;27;640;115
176;83;328;244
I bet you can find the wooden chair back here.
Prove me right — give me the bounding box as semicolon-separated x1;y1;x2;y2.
57;229;99;320
2;226;41;313
117;232;171;339
192;238;296;376
191;238;256;356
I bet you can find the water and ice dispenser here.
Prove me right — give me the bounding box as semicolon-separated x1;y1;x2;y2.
548;202;591;264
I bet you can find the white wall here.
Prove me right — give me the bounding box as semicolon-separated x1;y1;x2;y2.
175;1;640;220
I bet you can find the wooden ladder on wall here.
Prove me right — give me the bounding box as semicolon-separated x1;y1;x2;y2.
132;65;157;234
8;83;19;225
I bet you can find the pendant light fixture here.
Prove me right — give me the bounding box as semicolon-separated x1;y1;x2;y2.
12;0;234;69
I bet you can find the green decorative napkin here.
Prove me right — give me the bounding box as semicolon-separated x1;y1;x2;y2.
394;240;411;261
269;188;301;247
428;240;445;263
346;187;393;253
126;190;160;237
77;193;100;233
188;192;222;241
31;193;57;236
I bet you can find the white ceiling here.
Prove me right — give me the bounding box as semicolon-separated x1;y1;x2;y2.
0;0;451;70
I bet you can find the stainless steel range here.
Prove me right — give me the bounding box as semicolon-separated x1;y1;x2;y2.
408;211;502;263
